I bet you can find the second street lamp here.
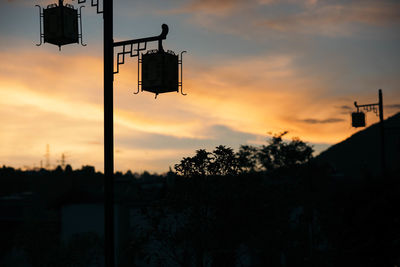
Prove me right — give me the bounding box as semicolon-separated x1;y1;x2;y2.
352;89;385;178
35;0;187;266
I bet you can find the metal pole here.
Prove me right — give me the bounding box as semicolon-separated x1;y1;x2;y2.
378;89;386;178
104;0;114;266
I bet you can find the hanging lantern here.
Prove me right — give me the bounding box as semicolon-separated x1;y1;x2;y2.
43;2;79;49
141;49;179;95
352;111;366;127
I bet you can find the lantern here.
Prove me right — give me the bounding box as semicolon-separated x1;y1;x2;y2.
352;112;366;127
43;2;79;49
141;50;179;95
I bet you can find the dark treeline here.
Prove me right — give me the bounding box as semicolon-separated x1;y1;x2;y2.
0;132;399;266
0;165;165;202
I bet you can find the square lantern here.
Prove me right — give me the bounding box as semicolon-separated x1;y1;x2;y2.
43;4;79;47
352;112;366;127
141;50;179;95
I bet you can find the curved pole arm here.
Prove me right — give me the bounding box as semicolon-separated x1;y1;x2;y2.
113;24;169;48
355;101;379;108
159;24;169;39
354;100;380;114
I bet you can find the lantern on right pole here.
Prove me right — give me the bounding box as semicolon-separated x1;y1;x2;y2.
351;110;366;127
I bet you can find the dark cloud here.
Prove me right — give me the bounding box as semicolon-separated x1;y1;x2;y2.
175;0;400;38
189;0;242;8
386;104;400;110
255;1;400;34
339;105;353;110
301;118;344;124
337;105;354;115
116;124;261;151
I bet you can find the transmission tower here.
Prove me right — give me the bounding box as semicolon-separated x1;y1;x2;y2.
45;144;50;169
58;153;67;168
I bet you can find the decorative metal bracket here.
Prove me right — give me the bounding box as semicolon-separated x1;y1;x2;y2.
114;42;147;75
113;24;169;75
135;52;143;94
73;0;103;14
354;101;379;116
179;51;187;96
78;6;87;46
35;5;44;46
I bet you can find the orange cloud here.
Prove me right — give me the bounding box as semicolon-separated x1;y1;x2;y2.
0;46;398;172
175;53;399;144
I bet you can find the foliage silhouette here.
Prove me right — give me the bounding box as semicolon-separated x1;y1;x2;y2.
258;131;313;171
135;133;316;266
175;132;314;177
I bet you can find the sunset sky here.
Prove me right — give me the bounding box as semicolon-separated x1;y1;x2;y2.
1;0;399;173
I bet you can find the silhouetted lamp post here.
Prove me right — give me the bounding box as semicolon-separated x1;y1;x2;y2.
352;89;385;177
35;0;186;266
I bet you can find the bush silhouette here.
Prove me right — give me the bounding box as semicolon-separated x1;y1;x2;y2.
175;132;314;176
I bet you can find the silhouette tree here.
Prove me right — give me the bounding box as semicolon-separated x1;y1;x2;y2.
258;131;314;171
209;145;240;176
175;132;314;176
175;146;241;177
174;149;212;177
237;145;259;173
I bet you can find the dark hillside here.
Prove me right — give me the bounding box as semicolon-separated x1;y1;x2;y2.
316;112;400;178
